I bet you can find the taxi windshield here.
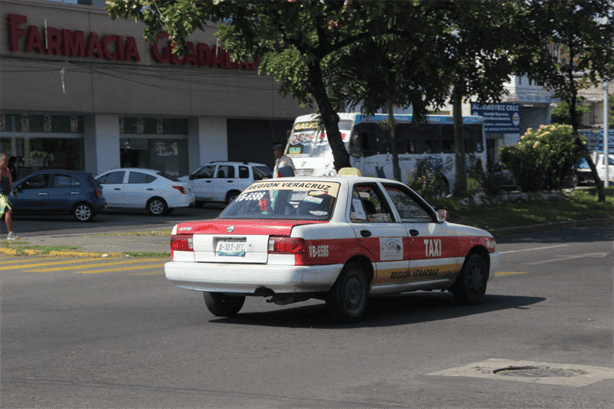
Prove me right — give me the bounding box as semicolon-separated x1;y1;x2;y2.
218;181;340;220
287;120;352;158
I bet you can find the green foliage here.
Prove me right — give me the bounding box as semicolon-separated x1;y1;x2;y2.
468;155;502;196
498;124;585;192
551;98;591;126
410;157;449;199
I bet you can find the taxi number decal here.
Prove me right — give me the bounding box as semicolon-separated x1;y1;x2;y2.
309;245;329;258
236;191;266;202
424;239;442;258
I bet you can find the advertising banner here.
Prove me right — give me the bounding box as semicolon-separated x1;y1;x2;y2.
471;103;521;134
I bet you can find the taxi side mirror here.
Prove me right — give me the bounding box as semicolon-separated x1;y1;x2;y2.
436;209;449;223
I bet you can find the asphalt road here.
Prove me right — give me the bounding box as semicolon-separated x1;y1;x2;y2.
1;225;612;408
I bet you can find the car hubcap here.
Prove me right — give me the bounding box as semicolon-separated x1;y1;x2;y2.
343;275;363;312
467;262;485;297
76;206;90;220
151;201;163;214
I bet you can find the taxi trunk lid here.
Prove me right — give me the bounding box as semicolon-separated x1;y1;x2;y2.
176;219;325;264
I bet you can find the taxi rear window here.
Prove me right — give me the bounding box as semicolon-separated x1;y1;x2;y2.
218;181;340;220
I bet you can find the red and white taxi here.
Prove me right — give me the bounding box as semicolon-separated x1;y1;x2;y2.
165;170;499;322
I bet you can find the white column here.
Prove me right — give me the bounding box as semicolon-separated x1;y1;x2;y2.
83;114;120;175
187;116;228;172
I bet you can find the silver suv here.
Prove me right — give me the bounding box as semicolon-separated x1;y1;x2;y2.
180;161;272;206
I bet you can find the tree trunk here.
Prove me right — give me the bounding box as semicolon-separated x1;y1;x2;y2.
307;61;351;171
452;87;467;195
388;100;401;181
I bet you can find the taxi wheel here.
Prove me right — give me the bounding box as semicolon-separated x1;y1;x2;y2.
204;292;245;317
326;262;369;322
452;254;488;305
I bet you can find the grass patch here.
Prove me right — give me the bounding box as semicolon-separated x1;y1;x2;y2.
92;230;172;237
429;188;613;231
0;244;81;254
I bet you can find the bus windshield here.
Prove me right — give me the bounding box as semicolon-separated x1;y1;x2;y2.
287;120;353;158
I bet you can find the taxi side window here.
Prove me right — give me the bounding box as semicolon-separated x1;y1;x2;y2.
383;184;434;222
350;184;393;223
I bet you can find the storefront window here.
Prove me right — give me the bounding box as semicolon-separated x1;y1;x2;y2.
120;138;188;176
120;117;188;135
0;136;83;179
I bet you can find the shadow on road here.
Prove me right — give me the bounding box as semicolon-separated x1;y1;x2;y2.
209;293;546;329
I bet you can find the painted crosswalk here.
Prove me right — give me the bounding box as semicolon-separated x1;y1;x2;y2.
0;256;167;275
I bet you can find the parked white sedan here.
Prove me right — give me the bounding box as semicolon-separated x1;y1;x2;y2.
165;169;499;322
96;168;195;215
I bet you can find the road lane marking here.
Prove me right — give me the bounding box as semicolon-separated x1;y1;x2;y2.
525;252;610;265
499;244;568;254
494;272;528;276
25;258;165;272
75;263;166;274
0;258;101;270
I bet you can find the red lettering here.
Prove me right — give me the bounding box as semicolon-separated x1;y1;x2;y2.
225;52;238;69
183;42;198;66
238;60;251;69
8;14;28;51
85;32;103;59
46;27;62;55
197;43;211;66
209;45;226;68
123;36;140;62
101;35;118;60
25;25;45;54
62;30;85;57
249;55;260;70
170;47;185;65
150;32;170;63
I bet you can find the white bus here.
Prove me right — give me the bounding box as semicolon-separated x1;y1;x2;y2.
285;113;487;191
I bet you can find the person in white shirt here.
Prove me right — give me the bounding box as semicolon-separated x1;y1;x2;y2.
272;143;295;178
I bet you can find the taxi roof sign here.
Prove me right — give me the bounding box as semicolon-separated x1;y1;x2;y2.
338;167;362;176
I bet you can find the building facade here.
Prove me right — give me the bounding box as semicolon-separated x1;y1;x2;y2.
0;0;310;180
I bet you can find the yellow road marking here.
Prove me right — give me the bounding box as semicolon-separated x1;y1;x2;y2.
0;258;101;270
25;258;164;272
495;271;529;276
75;263;166;274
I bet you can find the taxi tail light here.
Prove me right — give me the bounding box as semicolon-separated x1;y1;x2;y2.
172;186;186;194
171;234;193;251
268;237;307;255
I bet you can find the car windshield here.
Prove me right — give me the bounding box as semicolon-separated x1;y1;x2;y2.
218;180;340;220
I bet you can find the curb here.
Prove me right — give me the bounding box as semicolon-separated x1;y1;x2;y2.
490;218;613;235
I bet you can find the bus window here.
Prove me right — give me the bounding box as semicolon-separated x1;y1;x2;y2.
463;125;484;153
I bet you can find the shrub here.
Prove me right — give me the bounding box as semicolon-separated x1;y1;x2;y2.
410;157;449;199
498;124;585;192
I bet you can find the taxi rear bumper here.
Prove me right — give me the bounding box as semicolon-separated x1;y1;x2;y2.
164;261;342;295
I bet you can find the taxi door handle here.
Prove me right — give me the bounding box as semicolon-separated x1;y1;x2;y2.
360;230;372;237
410;229;420;236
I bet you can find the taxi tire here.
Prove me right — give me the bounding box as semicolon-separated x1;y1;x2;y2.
452;253;488;305
326;262;369;322
204;292;245;317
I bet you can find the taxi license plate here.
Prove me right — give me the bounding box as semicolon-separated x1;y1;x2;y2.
216;240;246;257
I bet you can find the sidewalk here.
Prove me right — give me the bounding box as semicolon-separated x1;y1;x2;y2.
0;218;612;259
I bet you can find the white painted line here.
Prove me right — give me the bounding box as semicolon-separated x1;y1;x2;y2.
499;244;568;254
427;358;614;387
525;252;610;265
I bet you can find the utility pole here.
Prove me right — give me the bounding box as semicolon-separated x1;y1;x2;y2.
604;80;609;186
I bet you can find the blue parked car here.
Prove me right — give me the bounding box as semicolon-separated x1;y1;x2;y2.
10;170;106;222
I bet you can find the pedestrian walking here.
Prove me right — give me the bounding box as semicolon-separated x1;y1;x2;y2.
272;143;295;178
0;153;19;241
